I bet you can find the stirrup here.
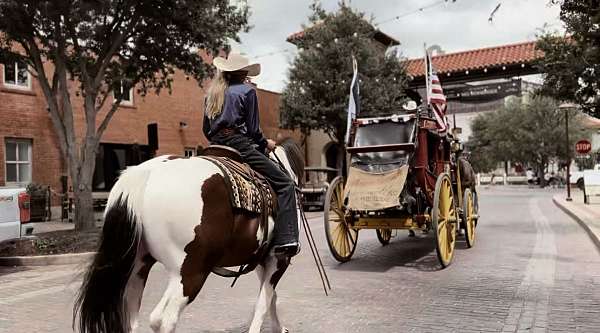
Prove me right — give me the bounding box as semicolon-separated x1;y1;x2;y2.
273;242;300;257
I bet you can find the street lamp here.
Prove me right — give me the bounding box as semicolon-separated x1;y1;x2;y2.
559;102;578;202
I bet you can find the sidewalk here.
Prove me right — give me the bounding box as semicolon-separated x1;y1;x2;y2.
27;211;104;235
553;189;600;251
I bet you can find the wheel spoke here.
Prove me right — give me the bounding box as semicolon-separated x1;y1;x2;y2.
334;224;345;253
336;184;343;210
345;232;353;255
342;229;350;257
349;230;357;247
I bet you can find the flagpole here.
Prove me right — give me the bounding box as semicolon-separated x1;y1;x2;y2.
424;43;429;110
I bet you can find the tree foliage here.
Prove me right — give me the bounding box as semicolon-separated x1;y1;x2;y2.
535;0;600;117
280;2;409;144
467;96;589;175
0;0;248;229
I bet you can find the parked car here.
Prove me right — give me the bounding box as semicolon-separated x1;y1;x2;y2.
570;164;600;190
0;187;31;242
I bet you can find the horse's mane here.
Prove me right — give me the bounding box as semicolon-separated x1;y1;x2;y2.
277;137;305;186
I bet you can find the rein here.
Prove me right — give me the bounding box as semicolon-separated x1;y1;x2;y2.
272;149;332;296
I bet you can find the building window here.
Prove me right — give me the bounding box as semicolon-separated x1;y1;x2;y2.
184;148;195;158
2;61;31;90
5;139;32;185
114;81;134;106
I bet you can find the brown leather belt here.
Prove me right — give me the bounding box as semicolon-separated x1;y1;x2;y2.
218;127;237;136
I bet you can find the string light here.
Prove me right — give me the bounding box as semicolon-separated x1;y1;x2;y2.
250;48;294;60
374;0;457;27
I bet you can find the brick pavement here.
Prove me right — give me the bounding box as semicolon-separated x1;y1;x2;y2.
553;189;600;253
1;187;599;332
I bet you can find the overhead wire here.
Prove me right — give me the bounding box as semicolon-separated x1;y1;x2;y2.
249;0;460;60
374;0;457;27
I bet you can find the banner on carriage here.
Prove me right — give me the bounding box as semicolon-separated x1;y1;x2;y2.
343;165;409;210
424;47;448;133
345;55;360;145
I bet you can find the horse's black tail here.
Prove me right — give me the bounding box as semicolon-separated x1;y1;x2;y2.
74;168;148;333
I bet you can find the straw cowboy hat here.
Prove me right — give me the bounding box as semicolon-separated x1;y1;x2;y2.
212;53;261;76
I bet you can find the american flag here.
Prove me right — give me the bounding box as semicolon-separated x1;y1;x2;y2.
425;50;448;132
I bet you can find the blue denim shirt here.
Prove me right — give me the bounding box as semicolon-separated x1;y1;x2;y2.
203;82;267;151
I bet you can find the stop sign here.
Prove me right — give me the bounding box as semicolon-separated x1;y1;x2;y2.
575;139;592;154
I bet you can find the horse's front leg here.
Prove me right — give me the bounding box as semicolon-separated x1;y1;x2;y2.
249;253;290;333
269;290;289;333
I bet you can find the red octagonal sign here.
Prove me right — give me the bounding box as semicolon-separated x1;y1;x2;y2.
575;139;592;155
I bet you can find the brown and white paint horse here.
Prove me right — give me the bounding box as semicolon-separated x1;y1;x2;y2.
74;139;304;333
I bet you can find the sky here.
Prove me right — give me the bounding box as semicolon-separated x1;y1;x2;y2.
232;0;563;92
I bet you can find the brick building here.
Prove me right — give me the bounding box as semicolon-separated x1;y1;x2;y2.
0;61;292;197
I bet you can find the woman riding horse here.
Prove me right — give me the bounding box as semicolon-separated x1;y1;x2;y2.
203;53;299;256
74;54;305;333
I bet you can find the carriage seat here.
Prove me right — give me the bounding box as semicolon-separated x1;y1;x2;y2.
201;145;243;163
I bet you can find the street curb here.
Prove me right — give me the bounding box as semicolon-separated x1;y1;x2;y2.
552;197;600;253
0;252;96;266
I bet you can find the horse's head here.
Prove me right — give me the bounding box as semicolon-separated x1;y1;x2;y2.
270;137;305;186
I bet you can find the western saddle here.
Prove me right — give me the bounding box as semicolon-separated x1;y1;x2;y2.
198;145;277;279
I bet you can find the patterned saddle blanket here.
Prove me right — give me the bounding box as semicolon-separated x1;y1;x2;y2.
200;155;276;217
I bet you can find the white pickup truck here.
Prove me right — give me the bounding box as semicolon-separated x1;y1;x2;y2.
570;164;600;189
0;187;31;242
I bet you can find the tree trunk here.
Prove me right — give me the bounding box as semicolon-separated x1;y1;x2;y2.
70;138;98;231
73;186;95;230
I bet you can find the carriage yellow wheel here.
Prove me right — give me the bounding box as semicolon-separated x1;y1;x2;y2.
432;173;458;268
463;188;476;248
376;229;392;245
324;176;358;263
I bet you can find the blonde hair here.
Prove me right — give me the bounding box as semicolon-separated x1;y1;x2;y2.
205;71;228;119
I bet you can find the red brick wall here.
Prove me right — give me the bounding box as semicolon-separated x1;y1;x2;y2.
0;64;292;196
257;88;301;144
0;71;64;192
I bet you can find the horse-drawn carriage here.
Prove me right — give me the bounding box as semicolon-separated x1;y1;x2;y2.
323;108;478;267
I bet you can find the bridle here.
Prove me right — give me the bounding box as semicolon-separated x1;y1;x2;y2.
270;146;331;296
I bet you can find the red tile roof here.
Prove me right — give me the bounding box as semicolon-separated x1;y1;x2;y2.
584;114;600;129
404;41;543;78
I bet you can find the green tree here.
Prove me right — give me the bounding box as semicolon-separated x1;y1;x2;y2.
467;96;589;182
280;2;409;168
0;0;248;230
535;0;600;117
